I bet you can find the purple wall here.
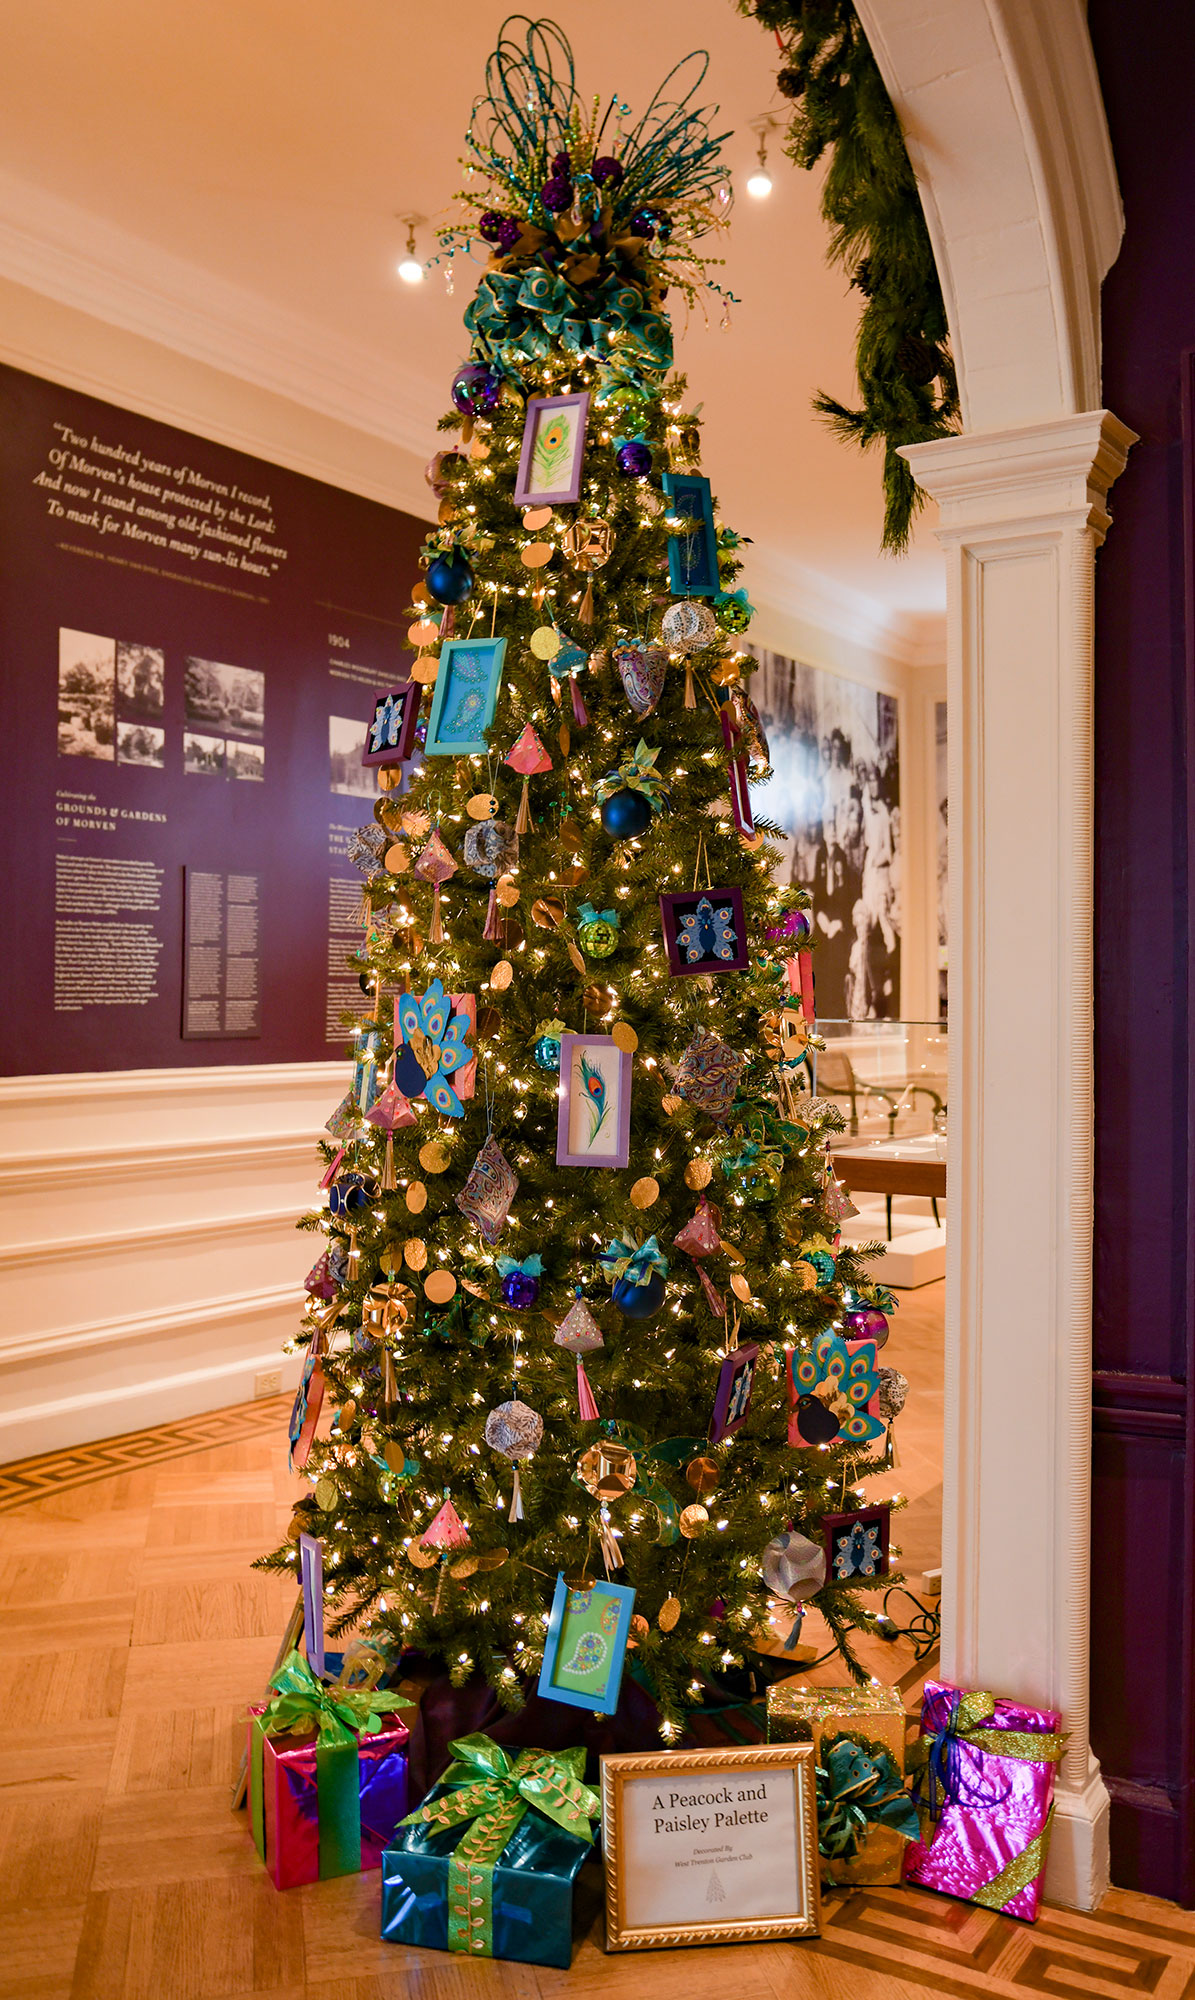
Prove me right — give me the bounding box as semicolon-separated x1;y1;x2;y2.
1089;0;1195;1903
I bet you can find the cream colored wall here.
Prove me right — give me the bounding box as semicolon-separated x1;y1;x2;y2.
0;278;943;1462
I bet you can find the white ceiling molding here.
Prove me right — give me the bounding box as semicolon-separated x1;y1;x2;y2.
744;541;945;669
0;165;443;461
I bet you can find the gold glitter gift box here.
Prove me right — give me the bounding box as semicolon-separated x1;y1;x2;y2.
766;1681;913;1886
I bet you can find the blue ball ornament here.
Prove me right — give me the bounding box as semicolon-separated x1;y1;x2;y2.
533;1034;562;1072
600;787;653;839
426;549;475;606
612;1270;667;1319
501;1270;541;1311
615;439;653;479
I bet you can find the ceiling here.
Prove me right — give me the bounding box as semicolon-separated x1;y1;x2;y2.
0;0;945;659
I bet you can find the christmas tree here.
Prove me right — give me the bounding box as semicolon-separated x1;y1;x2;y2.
257;14;905;1738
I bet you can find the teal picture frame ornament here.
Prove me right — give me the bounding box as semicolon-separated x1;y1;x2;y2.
424;636;507;756
661;471;719;597
537;1572;636;1715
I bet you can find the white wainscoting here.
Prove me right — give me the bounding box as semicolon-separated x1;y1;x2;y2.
0;1060;345;1463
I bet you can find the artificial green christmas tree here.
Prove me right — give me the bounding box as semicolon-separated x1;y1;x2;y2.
257;15;904;1737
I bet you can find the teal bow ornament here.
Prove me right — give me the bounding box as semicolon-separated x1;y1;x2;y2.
721;1139;785;1200
715;587;755;615
463;263;672;393
613;432;649;453
816;1733;921;1866
594;739;668;811
495;1254;543;1280
600;1234;669;1287
577;901;619;931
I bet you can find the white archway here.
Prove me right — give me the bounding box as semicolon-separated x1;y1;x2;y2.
853;0;1131;1909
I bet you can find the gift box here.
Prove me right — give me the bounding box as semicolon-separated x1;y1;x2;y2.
247;1650;410;1890
903;1679;1065;1922
767;1680;918;1885
381;1732;600;1968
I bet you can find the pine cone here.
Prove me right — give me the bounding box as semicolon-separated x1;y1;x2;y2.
777;65;805;99
896;333;941;385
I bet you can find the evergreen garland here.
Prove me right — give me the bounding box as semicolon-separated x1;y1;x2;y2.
738;0;959;551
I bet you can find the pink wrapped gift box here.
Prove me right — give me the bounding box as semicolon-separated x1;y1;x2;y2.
248;1702;410;1891
903;1679;1065;1922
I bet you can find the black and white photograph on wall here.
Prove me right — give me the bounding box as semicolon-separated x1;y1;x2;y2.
935;699;948;1021
746;643;901;1020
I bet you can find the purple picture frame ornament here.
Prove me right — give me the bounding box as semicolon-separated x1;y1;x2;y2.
361;685;420;767
556;1032;632;1169
513;392;590;508
709;1341;760;1442
659;885;749;976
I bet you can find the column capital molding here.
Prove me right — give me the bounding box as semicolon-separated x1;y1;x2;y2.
901;410;1137;543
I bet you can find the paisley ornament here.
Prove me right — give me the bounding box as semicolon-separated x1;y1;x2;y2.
614;643;667;716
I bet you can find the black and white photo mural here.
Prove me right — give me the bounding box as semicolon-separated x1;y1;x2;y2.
746;645;901;1020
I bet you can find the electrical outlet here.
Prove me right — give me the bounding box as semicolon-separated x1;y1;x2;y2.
254;1368;282;1399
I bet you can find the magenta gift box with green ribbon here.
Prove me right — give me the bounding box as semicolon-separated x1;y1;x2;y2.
381;1733;600;1968
247;1650;410;1891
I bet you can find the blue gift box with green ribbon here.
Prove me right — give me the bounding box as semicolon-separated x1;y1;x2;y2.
381;1733;600;1968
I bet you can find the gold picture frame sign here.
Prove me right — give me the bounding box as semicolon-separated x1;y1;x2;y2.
601;1743;821;1951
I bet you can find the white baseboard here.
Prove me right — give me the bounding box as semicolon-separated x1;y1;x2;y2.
1045;1767;1112;1911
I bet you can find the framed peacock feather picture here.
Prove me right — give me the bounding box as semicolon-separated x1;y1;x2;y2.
514;391;590;508
659;885;749;976
556;1031;632;1168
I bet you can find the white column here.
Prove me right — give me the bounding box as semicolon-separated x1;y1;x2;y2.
902;411;1135;1910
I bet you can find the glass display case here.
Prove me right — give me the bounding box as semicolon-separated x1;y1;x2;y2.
810;1019;948;1145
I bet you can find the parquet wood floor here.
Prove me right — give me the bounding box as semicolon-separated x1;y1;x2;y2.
5;1281;1194;1998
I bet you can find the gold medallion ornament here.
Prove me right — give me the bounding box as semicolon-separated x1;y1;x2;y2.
627;1613;650;1648
424;1268;457;1304
611;1022;639;1053
474;1546;509;1572
567;942;586;974
630;1176;659;1209
383;1441;408;1474
450;1554;479;1579
730;1272;752;1303
403;1238;428;1272
522;505;553;531
410;654;439;685
419;1140;449;1174
685;1455;720;1494
339;1398;357;1429
376;766;403;794
490;960;514;991
405;1181;428;1213
679;1503;709;1538
408;618;439;647
558;722;570;757
530;896;566;929
385;843;411;873
657;1595;681;1632
520;541;553;569
407;1542;437;1569
315;1476;337;1511
466;793;499;820
411;582;429;606
685;1158;713;1191
661;1092;683;1115
469;436;490;460
577;1440;637;1498
531;626;561;660
495;876;520;908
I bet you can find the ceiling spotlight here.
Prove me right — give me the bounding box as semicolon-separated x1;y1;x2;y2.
397;217;424;285
746;133;773;200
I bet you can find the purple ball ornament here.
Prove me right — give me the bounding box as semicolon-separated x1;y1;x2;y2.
629;208;658;238
615;438;653;479
767;909;812;944
844;1307;889;1348
496;216;523;252
592;156;624;189
541;176;573;215
451;362;502;416
478;211;507;243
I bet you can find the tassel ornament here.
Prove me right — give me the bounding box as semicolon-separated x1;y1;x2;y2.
515;780;532;834
381;1132;396;1191
510;1467;524;1522
570;676;589;727
576;1355;600;1419
599;1507;624;1573
684;662;696;708
346;1225;360;1280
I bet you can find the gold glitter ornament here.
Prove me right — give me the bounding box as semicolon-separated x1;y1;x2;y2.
420;1141;449;1173
685;1158;713;1191
407;1543;437;1569
630;1176;659;1209
679;1503;709;1538
490;960;514;991
403;1239;428;1272
611;1022;638;1053
657;1596;681;1632
405;1181;427;1213
531;626;561;660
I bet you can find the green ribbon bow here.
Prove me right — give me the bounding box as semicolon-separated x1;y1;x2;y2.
721;1139;785;1196
402;1733;600;1957
595;739;667;810
249;1650;404;1881
600;1232;669;1287
816;1733;921;1871
464;263;672;395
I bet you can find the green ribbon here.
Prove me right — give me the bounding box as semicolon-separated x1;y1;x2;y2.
577;901;618;931
464;264;672;392
401;1733;600;1957
816;1733;920;1865
250;1650;400;1881
594;739;667;810
600;1232;668;1286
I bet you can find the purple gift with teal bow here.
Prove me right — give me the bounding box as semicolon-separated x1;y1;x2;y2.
381;1732;599;1968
